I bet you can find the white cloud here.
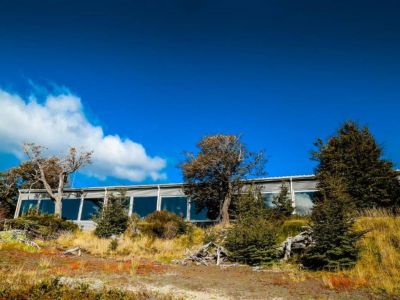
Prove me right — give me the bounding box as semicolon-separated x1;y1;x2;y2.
0;89;167;182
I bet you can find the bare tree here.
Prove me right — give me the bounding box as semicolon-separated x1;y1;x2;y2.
23;143;93;217
180;134;265;225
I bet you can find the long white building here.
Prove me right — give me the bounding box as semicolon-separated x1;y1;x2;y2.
15;174;317;230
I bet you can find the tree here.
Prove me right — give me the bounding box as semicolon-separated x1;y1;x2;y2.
301;177;361;270
93;191;129;238
272;183;294;218
0;160;64;218
312;121;400;210
180;134;265;225
226;188;278;265
23;143;92;216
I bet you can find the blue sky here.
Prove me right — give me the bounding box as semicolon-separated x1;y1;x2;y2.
0;0;399;186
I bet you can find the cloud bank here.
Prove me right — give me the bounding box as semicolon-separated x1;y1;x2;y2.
0;89;167;182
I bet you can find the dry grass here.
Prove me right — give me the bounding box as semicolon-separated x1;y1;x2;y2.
321;209;400;296
56;227;205;263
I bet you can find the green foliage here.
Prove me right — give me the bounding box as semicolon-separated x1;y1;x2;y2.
312;121;400;210
301;179;360;270
139;211;187;239
108;238;119;251
180;134;265;223
277;218;309;242
93;192;129;238
0;277;171;300
6;210;78;239
226;189;279;265
272;183;294;218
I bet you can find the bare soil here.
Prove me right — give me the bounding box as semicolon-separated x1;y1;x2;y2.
0;248;381;299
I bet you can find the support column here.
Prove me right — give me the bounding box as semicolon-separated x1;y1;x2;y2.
187;198;191;221
14;191;22;219
156;185;161;211
290;177;296;214
77;192;84;221
128;196;134;217
104;188;109;207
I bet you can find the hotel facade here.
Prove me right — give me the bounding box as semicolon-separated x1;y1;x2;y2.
14;174;317;230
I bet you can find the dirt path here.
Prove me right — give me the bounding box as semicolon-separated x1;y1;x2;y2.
0;248;378;299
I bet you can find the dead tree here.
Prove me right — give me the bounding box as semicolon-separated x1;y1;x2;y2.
23;143;93;217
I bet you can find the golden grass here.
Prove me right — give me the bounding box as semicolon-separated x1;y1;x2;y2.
56;227;205;263
321;210;400;296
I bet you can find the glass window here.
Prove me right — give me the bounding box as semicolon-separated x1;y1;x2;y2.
81;198;103;221
62;199;81;220
189;201;209;221
132;196;158;218
39;199;55;214
262;193;277;208
19;200;38;216
295;192;316;215
161;197;187;219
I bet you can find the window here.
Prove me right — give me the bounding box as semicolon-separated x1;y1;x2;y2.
262;193;277;208
39;199;55;214
19;200;38;216
61;199;81;220
81;198;103;221
189;201;209;221
161;197;187;219
294;191;316;215
132;196;157;218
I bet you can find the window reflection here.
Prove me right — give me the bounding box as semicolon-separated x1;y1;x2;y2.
161;197;187;219
81;198;103;220
294;192;316;215
132;196;157;218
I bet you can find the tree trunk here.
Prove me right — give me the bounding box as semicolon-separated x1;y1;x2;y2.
220;194;231;225
54;196;63;217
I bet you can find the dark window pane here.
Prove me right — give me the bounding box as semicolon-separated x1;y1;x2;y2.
189;201;209;221
295;192;315;215
262;193;277;208
39;199;55;214
20;200;38;216
133;196;157;218
81;198;103;220
62;199;81;220
161;197;187;219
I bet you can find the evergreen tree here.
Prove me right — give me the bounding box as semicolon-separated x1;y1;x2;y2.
312;121;400;210
272;183;294;218
226;188;278;265
93;192;129;238
301;177;360;270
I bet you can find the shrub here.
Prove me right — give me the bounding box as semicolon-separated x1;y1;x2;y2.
272;183;294;218
301;181;361;270
93;193;129;238
226;189;279;265
139;211;187;239
226;217;278;265
5;210;78;239
278;218;309;242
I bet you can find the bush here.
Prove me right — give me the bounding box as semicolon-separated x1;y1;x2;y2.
93;195;129;238
139;211;187;239
226;189;279;265
226;217;278;265
272;183;294;218
301;185;360;271
6;210;78;239
278;218;309;242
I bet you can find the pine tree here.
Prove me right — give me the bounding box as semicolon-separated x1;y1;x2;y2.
301;177;360;270
272;183;294;218
312;121;400;210
226;188;278;265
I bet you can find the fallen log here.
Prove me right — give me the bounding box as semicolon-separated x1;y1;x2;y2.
64;246;81;256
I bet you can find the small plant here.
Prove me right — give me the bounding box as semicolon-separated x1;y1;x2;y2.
108;238;119;252
272;183;294;218
226;189;279;265
93;192;129;238
6;210;78;239
139;211;187;239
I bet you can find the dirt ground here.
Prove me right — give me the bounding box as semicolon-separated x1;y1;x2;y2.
0;248;381;300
